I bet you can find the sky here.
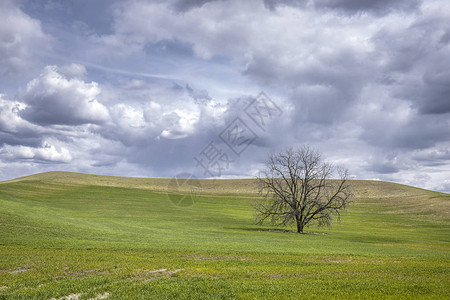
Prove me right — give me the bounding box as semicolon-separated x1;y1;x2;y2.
0;0;449;192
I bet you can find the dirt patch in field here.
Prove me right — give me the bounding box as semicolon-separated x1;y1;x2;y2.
322;256;354;263
49;292;110;300
50;293;82;300
377;243;450;251
320;257;401;266
88;292;110;300
267;272;365;279
127;268;184;282
268;273;312;278
185;254;248;261
10;268;31;274
68;268;110;278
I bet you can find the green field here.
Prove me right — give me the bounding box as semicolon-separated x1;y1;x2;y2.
0;171;449;299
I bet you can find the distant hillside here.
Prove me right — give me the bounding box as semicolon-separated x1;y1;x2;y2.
2;171;449;220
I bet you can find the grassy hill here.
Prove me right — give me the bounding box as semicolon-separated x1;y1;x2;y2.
0;171;449;299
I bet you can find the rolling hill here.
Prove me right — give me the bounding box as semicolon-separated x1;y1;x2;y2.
0;171;449;299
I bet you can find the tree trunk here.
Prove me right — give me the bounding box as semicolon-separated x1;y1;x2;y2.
296;216;304;233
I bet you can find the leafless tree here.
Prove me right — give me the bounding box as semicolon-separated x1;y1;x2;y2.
255;146;352;234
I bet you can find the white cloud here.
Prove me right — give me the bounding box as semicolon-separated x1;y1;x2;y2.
0;0;52;77
3;143;72;163
0;95;29;133
21;65;110;125
105;98;201;143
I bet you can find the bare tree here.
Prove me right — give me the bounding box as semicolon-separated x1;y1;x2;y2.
255;146;352;234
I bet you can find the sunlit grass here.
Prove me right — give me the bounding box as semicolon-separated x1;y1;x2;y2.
0;172;449;299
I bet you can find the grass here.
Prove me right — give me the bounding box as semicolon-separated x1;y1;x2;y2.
0;171;449;299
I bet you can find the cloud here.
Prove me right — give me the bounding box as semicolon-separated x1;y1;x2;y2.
0;0;51;77
263;0;420;15
171;0;221;12
0;94;44;147
100;0;263;59
145;101;201;140
58;63;87;79
20;65;110;126
88;79;287;178
371;3;450;115
187;85;212;104
97;82;204;146
2;143;72;163
1;0;449;194
103;0;386;125
101;0;382;126
312;0;420;15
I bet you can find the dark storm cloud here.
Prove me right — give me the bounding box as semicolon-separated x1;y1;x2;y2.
171;0;221;11
0;126;44;148
367;160;400;174
263;0;306;10
412;149;450;167
395;69;450;115
372;12;450;115
264;0;420;15
418;71;450;114
360;113;450;150
312;0;420;15
244;44;373;124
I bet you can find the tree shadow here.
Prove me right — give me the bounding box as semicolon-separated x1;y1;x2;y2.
226;227;327;235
